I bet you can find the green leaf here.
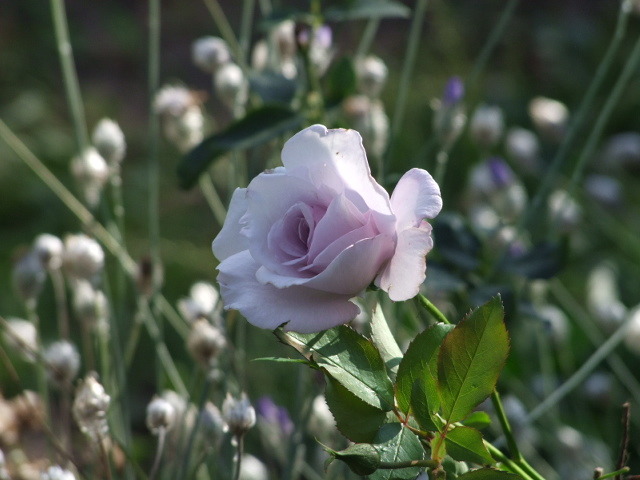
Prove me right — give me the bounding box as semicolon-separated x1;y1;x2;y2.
325;376;387;443
177;105;303;189
325;0;411;21
457;468;524;480
461;411;492;430
410;380;443;432
444;426;494;465
369;423;424;480
323;442;381;476
438;297;509;424
250;357;312;365
323;57;357;106
370;303;403;379
396;323;454;415
279;326;395;410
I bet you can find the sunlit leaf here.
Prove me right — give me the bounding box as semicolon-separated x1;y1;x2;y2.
462;411;492;430
457;468;524;480
370;303;403;379
438;297;509;424
369;423;424;480
444;426;494;465
323;442;381;476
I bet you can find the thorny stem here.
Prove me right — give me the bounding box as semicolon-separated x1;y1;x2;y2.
490;390;522;462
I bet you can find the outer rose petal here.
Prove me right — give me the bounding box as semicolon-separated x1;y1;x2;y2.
217;251;359;333
390;168;442;231
212;188;249;261
375;222;434;301
281;125;392;215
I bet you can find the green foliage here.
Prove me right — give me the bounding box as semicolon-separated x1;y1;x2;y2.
457;468;524;480
461;411;492;430
324;0;411;21
324;442;381;476
177;105;302;189
325;376;387;443
444;426;494;465
437;297;509;424
279;326;395;410
369;304;403;378
324;57;357;107
432;214;482;271
369;423;425;480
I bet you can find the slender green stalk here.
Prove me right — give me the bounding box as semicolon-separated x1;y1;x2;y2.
416;294;451;324
387;0;429;174
233;434;245;480
50;0;89;153
490;390;522;462
484;442;540;480
50;269;70;339
203;0;250;73
378;459;439;469
149;427;168;480
355;19;381;59
598;467;630;480
199;173;228;228
239;0;256;60
526;315;636;424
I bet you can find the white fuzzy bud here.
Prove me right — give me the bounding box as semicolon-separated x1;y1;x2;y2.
272;20;297;59
71;147;109;208
356;55;388;98
529;96;568;142
178;281;220;323
587;262;627;331
201;401;229;441
72;373;110;441
187;319;227;368
192;36;231;73
154;85;195;117
146;396;176;434
92;118;126;166
33;233;64;271
44;340;81;387
12;250;46;305
548;190;581;233
63;234;104;281
222;393;256;436
41;466;77;480
215;63;247;110
469;104;504;148
72;280;109;330
505;127;541;174
623;306;640;355
238;454;269;480
3;318;37;362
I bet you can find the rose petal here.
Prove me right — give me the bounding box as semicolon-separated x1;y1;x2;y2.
256;233;394;295
212;188;249;262
375;222;434;301
217;251;359;333
390;168;442;231
281;125;392;214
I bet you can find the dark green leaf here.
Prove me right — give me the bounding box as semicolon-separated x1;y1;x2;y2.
461;411;492;430
438;297;510;424
457;468;524;480
500;240;567;279
177;105;303;189
325;0;411;21
396;323;454;414
411;380;444;432
325;376;386;443
279;326;394;410
369;423;424;480
249;72;298;104
444;426;494;465
432;214;482;271
370;303;403;379
324;57;357;106
323;442;380;475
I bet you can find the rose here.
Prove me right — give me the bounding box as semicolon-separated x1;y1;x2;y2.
212;125;442;333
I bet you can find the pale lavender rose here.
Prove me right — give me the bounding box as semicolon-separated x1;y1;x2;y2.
212;125;442;333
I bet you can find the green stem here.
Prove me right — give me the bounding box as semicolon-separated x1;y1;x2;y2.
50;269;70;339
490;390;522;462
199;174;228;228
416;294;451;324
149;427;167;480
526;314;636;424
239;0;256;60
387;0;429;170
355;18;381;59
598;467;630;480
378;459;439;470
50;0;89;153
203;0;250;73
484;442;538;480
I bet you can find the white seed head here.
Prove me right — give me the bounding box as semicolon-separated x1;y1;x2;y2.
200;401;229;440
71;147;109;208
529;96;568;141
587;262;627;331
356;55;388;98
12;250;46;304
309;25;333;76
3;318;37;362
178;281;219;323
41;466;77;480
33;233;64;271
505;127;540;174
469;104;504;148
72;373;110;441
222;393;256;436
187;319;227;368
215;62;247;110
154;85;196;117
44;340;81;387
623;306;640;355
146;396;176;434
548;190;581;232
63;234;104;281
192;36;231;73
271;20;297;59
343;96;389;159
162;104;205;153
92;118;126;165
251;40;269;72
